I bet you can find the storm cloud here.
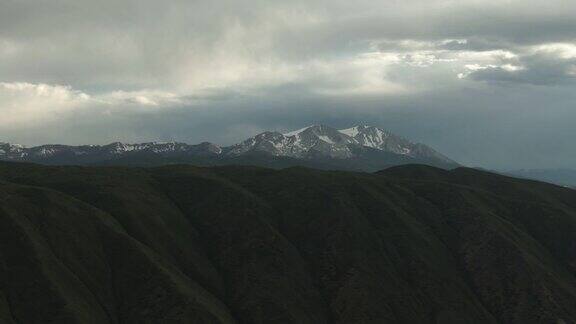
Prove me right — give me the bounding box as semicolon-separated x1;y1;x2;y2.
1;0;575;169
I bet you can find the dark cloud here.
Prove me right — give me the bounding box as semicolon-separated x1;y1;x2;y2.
1;0;576;169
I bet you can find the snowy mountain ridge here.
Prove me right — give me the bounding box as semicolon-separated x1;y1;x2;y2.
226;124;455;164
0;141;222;161
0;125;457;169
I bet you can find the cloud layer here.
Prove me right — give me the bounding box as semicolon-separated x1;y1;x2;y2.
1;0;576;169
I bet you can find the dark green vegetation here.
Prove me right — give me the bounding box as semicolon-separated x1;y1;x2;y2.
0;161;576;323
93;150;457;172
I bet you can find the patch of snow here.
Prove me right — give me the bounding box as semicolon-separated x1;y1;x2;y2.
271;140;285;149
318;135;335;144
339;126;360;138
38;148;57;156
284;125;315;137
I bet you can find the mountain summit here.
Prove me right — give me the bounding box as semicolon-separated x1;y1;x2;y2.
225;124;456;166
0;125;458;170
226;125;357;159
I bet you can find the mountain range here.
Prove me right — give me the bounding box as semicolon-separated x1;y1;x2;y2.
0;125;458;170
0;161;575;323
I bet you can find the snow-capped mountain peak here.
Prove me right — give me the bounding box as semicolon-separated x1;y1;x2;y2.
1;125;457;169
229;125;357;159
338;125;412;154
229;124;438;160
268;124;455;164
226;131;306;157
338;125;373;138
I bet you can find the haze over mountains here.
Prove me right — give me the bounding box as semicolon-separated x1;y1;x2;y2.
0;125;458;171
507;169;576;189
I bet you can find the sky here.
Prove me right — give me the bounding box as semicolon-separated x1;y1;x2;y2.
1;0;575;169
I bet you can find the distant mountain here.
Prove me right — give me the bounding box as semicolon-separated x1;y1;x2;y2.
1;162;576;323
507;168;576;188
1;141;221;165
0;125;458;170
226;125;357;159
226;125;455;163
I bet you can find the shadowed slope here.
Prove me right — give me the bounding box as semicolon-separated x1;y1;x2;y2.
0;162;575;323
0;180;236;323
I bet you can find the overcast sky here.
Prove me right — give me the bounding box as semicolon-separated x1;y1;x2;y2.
1;0;575;169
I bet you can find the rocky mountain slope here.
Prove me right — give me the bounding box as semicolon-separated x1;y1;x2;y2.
0;125;458;170
226;125;455;163
0;161;575;323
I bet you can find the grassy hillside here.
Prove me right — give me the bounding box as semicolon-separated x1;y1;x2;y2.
0;161;575;323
